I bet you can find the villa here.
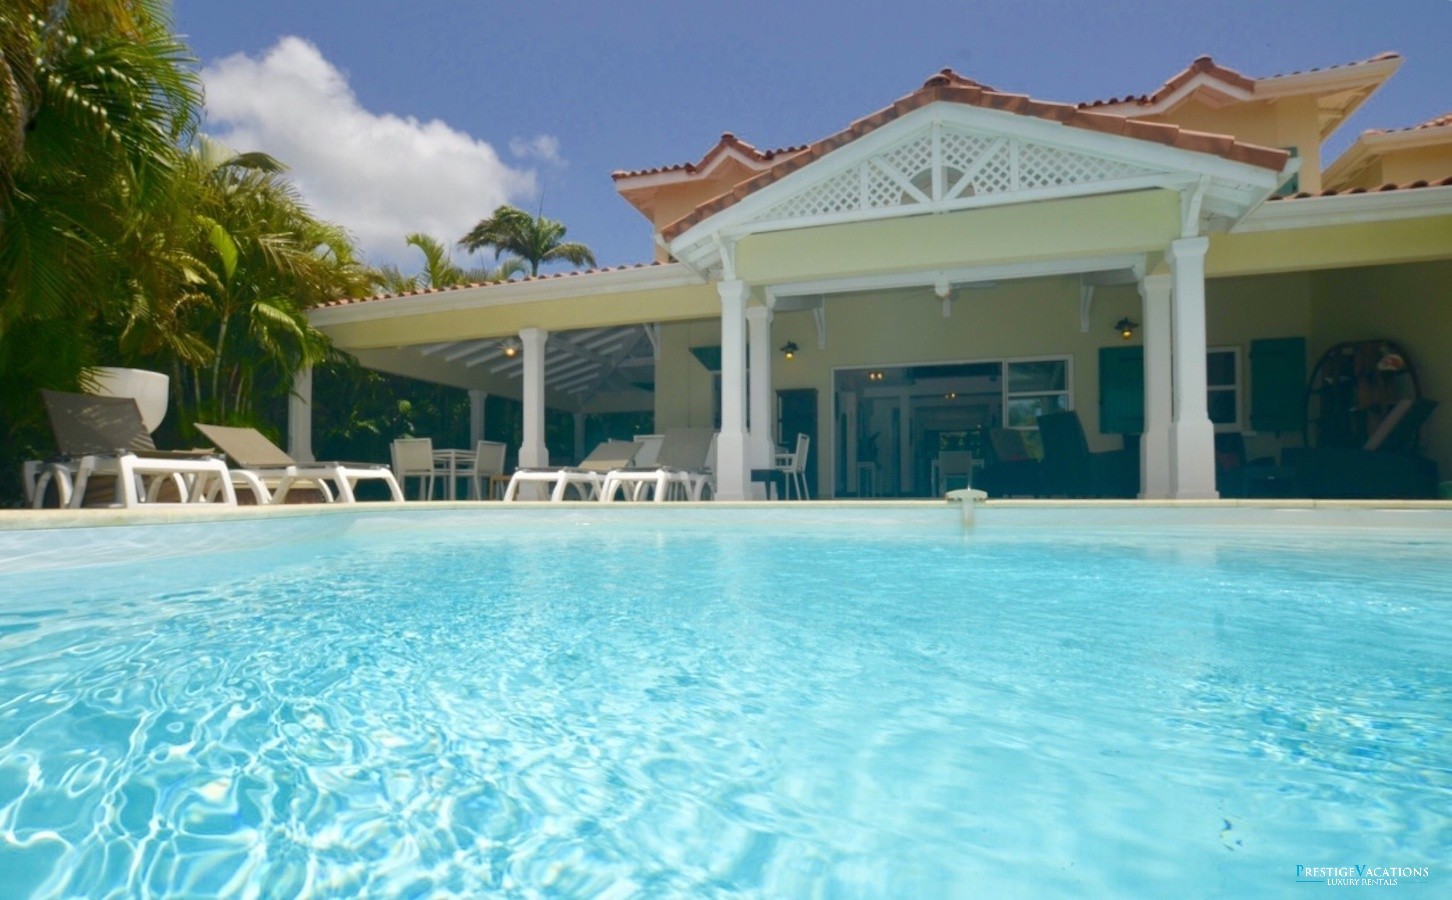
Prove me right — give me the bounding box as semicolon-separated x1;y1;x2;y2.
305;52;1452;501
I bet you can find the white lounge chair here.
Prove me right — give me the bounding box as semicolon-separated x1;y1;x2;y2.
194;423;404;503
39;390;236;508
600;428;716;502
502;440;639;501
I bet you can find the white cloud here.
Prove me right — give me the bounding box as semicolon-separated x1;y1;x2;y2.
199;37;539;266
510;134;564;166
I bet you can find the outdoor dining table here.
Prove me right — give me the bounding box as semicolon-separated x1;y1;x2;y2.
431;448;473;500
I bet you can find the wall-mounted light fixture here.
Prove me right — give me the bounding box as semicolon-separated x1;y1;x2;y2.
1114;317;1139;340
943;391;958;400
780;341;799;360
499;336;523;358
867;370;885;382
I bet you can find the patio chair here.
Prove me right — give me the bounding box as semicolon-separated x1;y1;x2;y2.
391;437;439;500
465;439;510;499
194;423;404;503
935;450;975;497
1035;411;1137;498
503;439;640;501
38;390;236;508
771;433;811;500
600;428;716;502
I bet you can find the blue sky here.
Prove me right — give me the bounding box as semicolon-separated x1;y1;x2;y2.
173;0;1451;271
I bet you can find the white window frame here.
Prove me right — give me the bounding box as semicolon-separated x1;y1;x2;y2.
1207;345;1242;432
1002;355;1073;430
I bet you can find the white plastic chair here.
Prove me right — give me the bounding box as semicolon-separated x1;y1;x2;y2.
773;433;811;500
467;440;509;499
936;450;975;497
391;437;437;500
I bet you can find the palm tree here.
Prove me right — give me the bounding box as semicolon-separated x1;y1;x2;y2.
458;205;595;277
149;139;371;428
376;233;526;293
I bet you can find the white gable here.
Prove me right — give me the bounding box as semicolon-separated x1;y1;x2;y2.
667;102;1290;275
750;124;1165;227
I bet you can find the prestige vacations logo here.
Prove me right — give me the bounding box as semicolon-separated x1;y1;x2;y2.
1295;864;1431;887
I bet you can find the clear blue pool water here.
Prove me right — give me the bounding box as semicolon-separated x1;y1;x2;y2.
1;507;1448;898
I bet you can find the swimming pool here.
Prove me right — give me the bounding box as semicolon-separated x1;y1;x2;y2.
1;505;1448;897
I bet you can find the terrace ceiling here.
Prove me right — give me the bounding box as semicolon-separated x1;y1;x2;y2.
353;323;661;413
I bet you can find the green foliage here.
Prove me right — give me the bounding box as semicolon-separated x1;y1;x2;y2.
0;5;367;505
1;0;202;505
458;205;596;277
373;232;526;292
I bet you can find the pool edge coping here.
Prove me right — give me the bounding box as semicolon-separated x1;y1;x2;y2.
3;497;1451;532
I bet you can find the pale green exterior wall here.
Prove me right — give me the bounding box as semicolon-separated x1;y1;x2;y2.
736;192;1180;286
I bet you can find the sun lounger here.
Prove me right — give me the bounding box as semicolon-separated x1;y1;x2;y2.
599;428;716;502
194;423;404;503
502;440;639;501
39;390;236;508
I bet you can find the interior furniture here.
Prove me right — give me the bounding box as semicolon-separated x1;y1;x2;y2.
977;427;1042;498
933;450;975;497
1035;411;1137;498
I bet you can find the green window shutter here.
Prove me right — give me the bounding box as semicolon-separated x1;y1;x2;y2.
1250;337;1307;432
1099;345;1144;434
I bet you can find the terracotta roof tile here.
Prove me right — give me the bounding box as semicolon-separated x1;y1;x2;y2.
611;133;809;181
314;262;668;309
1266;174;1452;200
1368;111;1452;134
660;69;1290;243
1078;52;1400;110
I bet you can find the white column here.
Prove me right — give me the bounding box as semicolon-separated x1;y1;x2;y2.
715;279;751;500
1139;273;1172;499
519;327;549;469
745;305;775;491
468;389;487;446
287;365;314;463
1169;237;1217;499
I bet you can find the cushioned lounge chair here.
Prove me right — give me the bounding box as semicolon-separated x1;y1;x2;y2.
600;428;716;502
502;440;639;501
39;390;236;508
194;423;404;503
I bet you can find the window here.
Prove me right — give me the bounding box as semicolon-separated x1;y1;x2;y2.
1004;357;1071;429
1207;346;1241;431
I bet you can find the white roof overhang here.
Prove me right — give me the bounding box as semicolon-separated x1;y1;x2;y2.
666;101;1291;278
1232;185;1452;233
308;263;710;413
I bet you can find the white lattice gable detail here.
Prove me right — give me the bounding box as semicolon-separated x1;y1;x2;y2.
667;102;1289;275
747;121;1170;230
